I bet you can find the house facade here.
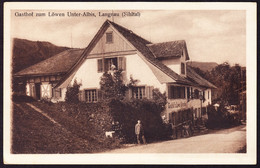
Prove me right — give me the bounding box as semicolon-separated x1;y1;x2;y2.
14;20;216;125
14;49;84;101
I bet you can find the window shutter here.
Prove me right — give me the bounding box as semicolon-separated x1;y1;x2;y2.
82;90;86;101
125;89;129;100
118;57;126;71
78;90;86;101
97;89;102;101
127;89;132;100
145;86;150;99
78;90;82;101
167;85;171;99
59;88;62;98
97;59;103;72
191;87;193;99
145;86;154;99
151;86;154;99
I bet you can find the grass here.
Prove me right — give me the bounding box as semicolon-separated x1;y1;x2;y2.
12;102;121;153
12;103;92;153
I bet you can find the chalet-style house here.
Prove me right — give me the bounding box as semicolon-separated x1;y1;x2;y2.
14;20;216;124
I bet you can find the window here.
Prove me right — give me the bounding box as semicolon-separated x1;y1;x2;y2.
168;86;186;99
181;63;185;74
187;87;190;99
85;89;97;102
208;90;210;99
106;57;118;71
132;86;145;99
51;83;61;98
53;88;62;98
97;57;126;72
194;89;199;99
106;32;113;43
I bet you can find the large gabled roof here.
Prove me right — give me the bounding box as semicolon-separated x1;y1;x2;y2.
17;20;212;89
55;20;193;88
15;20;215;90
14;49;84;77
108;20;193;85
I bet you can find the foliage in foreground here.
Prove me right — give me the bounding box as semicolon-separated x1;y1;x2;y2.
30;101;121;153
99;70;169;143
108;98;170;143
65;80;81;103
206;104;241;129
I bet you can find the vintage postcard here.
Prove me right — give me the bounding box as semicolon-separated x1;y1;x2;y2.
3;2;256;165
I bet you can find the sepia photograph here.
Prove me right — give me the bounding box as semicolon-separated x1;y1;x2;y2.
3;2;256;164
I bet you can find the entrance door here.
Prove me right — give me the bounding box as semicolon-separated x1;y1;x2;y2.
35;83;41;100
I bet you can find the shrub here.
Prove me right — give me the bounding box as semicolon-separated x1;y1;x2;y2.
108;98;169;143
206;104;241;129
100;70;127;101
12;93;35;102
99;71;168;143
65;80;81;103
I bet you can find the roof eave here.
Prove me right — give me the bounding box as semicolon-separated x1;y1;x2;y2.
14;72;66;78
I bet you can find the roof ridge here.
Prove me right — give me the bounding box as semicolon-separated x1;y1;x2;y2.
147;40;186;46
108;20;151;44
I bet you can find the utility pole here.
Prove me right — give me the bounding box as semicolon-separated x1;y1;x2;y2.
112;10;114;22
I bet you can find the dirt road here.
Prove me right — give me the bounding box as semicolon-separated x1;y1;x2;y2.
104;125;246;153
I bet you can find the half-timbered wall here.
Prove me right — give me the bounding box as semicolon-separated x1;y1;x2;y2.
25;74;64;100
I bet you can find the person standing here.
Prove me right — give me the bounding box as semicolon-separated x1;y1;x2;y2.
135;120;146;144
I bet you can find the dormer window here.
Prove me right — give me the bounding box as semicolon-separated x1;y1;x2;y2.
181;62;185;74
106;32;113;43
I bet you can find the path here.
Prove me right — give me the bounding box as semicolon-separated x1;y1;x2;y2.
25;103;61;127
104;125;246;153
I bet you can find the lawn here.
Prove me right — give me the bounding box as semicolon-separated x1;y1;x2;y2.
12;102;121;153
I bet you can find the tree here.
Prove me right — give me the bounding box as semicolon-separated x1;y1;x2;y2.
113;70;127;100
152;88;167;112
194;62;245;106
99;71;169;142
100;72;116;100
65;80;81;103
100;70;127;101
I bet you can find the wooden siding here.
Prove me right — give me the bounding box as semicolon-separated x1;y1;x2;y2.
89;27;134;57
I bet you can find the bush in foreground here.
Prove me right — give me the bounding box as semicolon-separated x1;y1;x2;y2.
206;104;241;129
108;98;170;143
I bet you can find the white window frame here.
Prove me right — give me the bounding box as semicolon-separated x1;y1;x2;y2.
132;86;146;99
85;89;98;103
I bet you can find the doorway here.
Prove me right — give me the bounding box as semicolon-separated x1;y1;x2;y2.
35;83;41;100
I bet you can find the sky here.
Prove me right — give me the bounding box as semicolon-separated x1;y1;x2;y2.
11;10;246;66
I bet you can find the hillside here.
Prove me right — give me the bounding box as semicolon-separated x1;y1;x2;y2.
12;38;70;74
187;61;218;72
